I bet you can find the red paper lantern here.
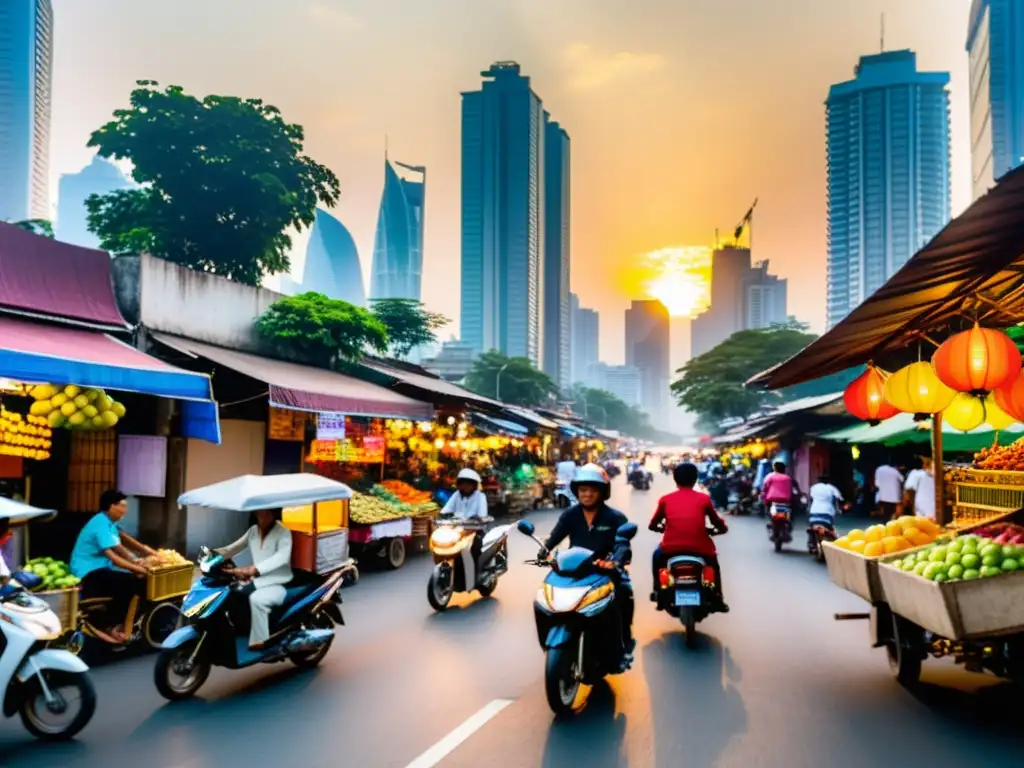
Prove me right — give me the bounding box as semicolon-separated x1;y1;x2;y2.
993;368;1024;422
932;325;1021;394
843;367;899;424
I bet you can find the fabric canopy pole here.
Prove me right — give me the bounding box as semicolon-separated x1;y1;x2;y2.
933;411;945;524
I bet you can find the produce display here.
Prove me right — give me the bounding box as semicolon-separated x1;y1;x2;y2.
21;558;80;591
972;439;1024;471
139;549;191;569
28;384;126;431
891;533;1023;582
378;480;435;506
350;486;438;525
833;516;943;557
973;522;1024;545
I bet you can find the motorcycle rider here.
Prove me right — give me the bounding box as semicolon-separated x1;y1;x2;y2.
538;463;635;661
807;473;844;544
649;463;730;612
440;468;489;562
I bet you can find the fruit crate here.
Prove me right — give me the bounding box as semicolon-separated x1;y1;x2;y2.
37;587;79;630
146;562;194;601
411;515;433;539
877;560;1024;640
953;471;1024;526
823;534;953;604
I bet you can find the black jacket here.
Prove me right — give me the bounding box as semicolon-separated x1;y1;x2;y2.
544;504;630;562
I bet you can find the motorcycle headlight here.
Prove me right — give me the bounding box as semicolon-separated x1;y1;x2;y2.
577;582;615;610
431;527;463;547
540;585;593;613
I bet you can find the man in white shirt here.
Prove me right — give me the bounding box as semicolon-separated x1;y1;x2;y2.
874;461;905;519
555;457;578;486
904;457;936;519
441;468;489;520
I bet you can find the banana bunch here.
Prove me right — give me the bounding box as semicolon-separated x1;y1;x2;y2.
349;492;414;525
28;384;126;431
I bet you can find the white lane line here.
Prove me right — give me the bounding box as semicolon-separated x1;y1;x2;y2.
404;698;514;768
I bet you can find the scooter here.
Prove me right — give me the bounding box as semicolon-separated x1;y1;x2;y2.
807;519;838;562
768;502;793;552
553;483;577;509
0;578;96;740
427;516;512;611
652;529;726;649
517;519;638;717
628;466;651;491
154;547;352;700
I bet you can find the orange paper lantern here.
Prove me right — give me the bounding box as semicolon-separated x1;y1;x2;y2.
931;324;1021;394
843;367;899;424
993;368;1024;421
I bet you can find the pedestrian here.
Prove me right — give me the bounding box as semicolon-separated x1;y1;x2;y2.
874;458;904;520
903;457;936;519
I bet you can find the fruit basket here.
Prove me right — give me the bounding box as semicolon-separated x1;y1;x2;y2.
146;563;194;601
36;587;79;630
953;470;1024;527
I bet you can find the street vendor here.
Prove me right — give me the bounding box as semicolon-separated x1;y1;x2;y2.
440;468;488;520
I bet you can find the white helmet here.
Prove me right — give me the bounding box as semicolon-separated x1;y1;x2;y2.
457;468;482;485
570;463;611;501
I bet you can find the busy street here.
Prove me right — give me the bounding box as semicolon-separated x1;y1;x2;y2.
1;470;1020;768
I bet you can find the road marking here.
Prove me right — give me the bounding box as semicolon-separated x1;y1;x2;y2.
404;698;514;768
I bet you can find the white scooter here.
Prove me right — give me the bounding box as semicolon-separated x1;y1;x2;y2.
553;482;578;509
427;516;513;611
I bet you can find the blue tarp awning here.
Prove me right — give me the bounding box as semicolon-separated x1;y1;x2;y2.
471;412;529;437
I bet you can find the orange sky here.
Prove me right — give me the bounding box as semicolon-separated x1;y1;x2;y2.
51;0;973;365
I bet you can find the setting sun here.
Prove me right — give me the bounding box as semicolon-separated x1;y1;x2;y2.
627;246;712;318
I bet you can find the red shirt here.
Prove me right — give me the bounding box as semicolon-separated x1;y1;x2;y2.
650;488;728;557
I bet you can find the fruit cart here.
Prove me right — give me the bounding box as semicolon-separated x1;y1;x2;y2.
347;483;440;571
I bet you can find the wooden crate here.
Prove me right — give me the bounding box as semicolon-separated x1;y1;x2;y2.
37;587;79;630
147;563;194;601
953;470;1024;527
411;515;433;539
823;544;884;603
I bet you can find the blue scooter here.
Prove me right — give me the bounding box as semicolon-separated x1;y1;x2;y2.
154;547;352;700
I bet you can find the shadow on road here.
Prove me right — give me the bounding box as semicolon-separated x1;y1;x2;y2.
908;677;1024;747
540;680;627;768
422;592;501;632
642;632;747;767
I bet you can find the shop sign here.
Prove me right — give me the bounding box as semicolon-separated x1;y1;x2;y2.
307;435;385;464
268;407;306;442
317;412;346;441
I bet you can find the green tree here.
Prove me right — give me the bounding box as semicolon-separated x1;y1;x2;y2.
370;298;448;358
85;80;339;285
567;386;661;439
465;350;558;406
256;292;388;368
8;219;54;238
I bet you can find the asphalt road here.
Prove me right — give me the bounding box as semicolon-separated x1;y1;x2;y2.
3;473;1023;768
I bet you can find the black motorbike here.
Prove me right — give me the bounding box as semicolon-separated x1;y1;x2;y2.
807;519;837;562
516;519;637;716
653;528;725;648
628;467;651;491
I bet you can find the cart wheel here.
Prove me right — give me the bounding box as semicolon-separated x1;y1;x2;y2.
386;537;406;570
145;602;182;648
887;614;923;686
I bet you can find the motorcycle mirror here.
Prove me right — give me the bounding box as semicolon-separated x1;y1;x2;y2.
517;520;536;536
615;521;638;541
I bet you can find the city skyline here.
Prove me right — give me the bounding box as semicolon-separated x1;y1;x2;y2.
369;156;426;301
42;0;973;362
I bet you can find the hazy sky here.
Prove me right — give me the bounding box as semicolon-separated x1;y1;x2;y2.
51;0;973;364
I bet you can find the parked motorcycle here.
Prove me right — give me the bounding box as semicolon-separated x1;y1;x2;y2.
0;579;96;740
768;502;793;552
807;520;837;562
427;516;512;611
516;518;637;716
155;546;351;700
652;529;726;648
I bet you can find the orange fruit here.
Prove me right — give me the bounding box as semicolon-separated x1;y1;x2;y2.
847;528;866;542
864;541;885;558
885;520;904;538
916;518;941;535
849;539;867;554
865;525;885;543
834;536;851;550
883;536;911;554
896;516;919;531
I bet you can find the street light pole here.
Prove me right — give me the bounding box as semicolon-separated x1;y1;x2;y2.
495;363;510;402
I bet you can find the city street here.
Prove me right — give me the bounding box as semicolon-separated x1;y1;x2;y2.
2;474;1023;768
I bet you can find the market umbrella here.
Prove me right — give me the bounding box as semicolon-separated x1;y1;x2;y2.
0;496;57;525
178;474;353;512
822;414;1024;452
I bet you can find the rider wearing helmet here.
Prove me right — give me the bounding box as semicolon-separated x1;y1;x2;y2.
440;468;488;521
539;463;635;659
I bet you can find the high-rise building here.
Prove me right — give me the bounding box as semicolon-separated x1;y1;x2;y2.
302;209;366;306
968;0;1024;200
587;363;641;408
570;293;600;387
745;261;788;330
421;340;476;383
460;61;545;366
55;156;134;249
370;158;425;301
0;0;53;222
826;50;951;328
542;114;571;389
625;299;670;419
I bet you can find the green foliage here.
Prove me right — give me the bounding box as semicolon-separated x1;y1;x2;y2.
370;298;448;358
256;292;387;368
8;219;54;238
85;80;339;286
465;350;558;406
566;385;656;438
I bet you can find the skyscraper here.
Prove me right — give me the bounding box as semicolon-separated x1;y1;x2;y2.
968;0;1024;200
625;299;670;419
302;209;366;306
460;61;545;366
570;293;600;387
826;50;951;328
745;261;788;330
542;114;571;389
0;0;53;222
55;156;134;249
370;158;425;301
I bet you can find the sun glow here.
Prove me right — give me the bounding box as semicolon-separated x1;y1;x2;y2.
637;246;712;318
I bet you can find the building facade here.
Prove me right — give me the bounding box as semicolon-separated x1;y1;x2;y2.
542;114;571;389
302;209;366;306
460;62;545;366
745;261;788;330
968;0;1024;201
625;299;670;419
370;158;425;301
826;50;951;328
55;155;134;249
0;0;53;222
587;363;641;408
570;293;600;387
421;340;476;383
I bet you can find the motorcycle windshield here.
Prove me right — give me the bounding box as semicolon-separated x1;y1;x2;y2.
552;547;596;576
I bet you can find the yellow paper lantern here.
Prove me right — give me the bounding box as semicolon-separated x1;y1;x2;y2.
943;392;986;432
984;394;1017;430
883;361;956;416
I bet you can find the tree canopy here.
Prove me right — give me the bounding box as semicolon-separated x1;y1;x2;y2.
85;80;339;285
370;298;448;358
464;350;558;406
256;292;387;368
566;385;655;438
8;219;54;238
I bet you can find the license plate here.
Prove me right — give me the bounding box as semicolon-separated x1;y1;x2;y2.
675;590;701;607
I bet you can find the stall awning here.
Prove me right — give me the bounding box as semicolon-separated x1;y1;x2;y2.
152;334;433;421
470;412;529;437
501;404;560;431
822;413;1024;451
359;358;502;409
749;165;1024;390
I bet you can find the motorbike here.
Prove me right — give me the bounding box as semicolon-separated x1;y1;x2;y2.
628;466;651;491
652;528;725;649
768;502;793;552
726;490;741;514
516;518;638;717
553;482;578;509
807;519;838;562
427;516;512;611
603;461;621;479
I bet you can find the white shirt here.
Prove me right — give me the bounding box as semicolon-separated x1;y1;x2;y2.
555;461;577;484
441;490;488;520
808;483;843;519
220;521;294;589
874;465;904;504
905;469;936;519
0;551;9;578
